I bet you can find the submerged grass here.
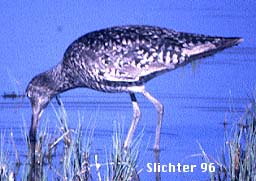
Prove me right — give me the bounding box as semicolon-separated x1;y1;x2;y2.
0;131;19;181
107;121;142;181
2;92;256;180
19;98;141;180
223;97;256;180
200;94;256;180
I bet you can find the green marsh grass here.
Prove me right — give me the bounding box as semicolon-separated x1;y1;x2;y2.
20;98;141;180
0;131;17;181
200;95;256;181
3;93;255;180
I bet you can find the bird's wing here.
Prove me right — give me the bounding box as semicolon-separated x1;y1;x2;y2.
66;25;242;83
96;35;242;83
99;61;169;82
95;47;176;82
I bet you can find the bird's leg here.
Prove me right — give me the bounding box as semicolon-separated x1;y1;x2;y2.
142;90;164;151
124;93;141;150
154;149;161;180
55;95;62;106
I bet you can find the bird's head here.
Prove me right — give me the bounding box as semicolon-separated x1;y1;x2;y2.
26;72;56;119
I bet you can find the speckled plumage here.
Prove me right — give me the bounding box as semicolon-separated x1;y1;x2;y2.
26;25;243;157
27;25;242;97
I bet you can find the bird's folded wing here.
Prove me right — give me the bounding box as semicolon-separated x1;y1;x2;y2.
99;62;169;82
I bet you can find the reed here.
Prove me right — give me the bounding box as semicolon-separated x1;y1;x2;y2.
3;94;255;180
200;94;256;180
21;98;142;180
0;131;17;180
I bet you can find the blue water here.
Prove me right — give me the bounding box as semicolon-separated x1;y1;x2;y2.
0;1;256;180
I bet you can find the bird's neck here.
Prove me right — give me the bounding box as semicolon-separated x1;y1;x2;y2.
49;63;82;94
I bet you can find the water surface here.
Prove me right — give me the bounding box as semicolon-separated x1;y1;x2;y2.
0;0;255;180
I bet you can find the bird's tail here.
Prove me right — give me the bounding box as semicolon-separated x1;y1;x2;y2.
187;37;243;61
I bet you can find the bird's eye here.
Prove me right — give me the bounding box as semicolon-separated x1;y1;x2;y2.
26;90;31;98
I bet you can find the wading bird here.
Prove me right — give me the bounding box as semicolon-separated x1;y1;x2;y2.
26;25;242;155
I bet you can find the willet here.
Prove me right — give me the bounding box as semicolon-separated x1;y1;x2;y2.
26;25;242;157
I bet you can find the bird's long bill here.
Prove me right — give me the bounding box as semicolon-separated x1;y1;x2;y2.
29;103;43;144
28;104;43;180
